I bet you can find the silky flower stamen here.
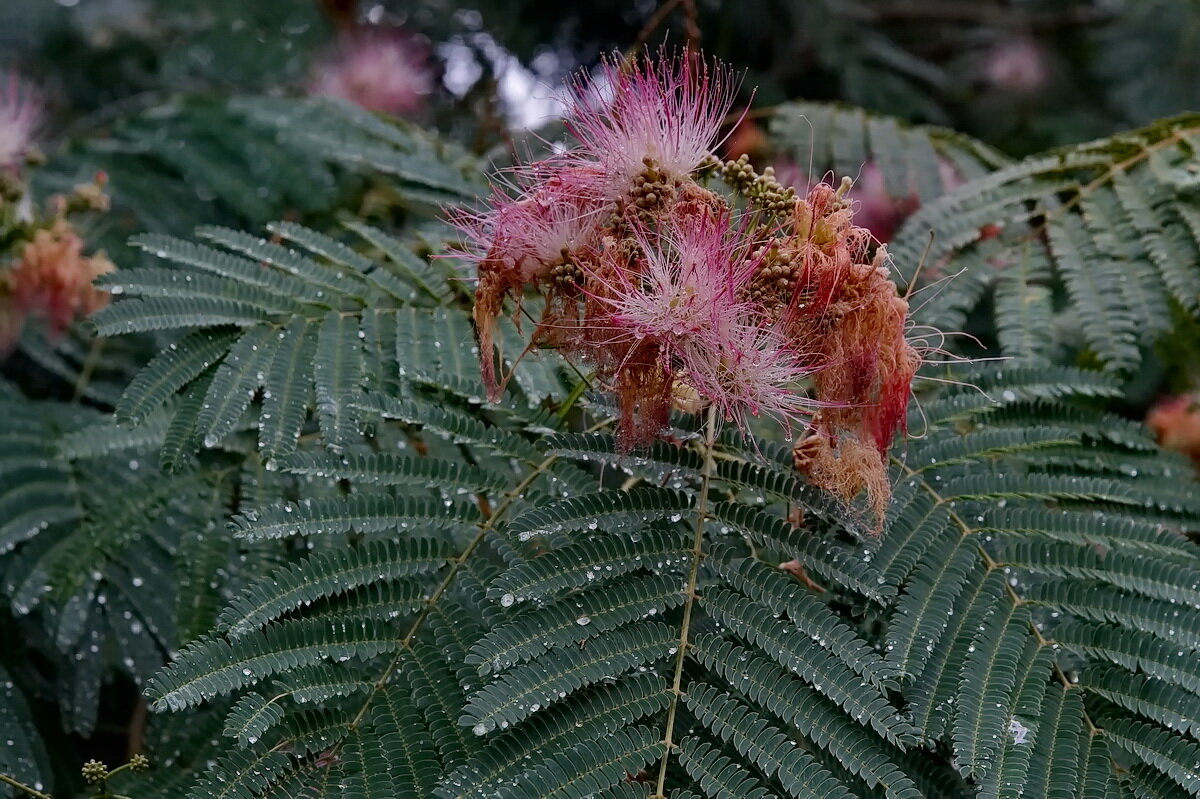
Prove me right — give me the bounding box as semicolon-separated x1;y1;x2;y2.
0;71;41;170
677;319;822;433
564;51;739;195
582;210;756;349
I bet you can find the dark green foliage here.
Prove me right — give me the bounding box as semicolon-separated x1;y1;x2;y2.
102;308;1199;799
769;102;1009;195
888;113;1200;375
5;51;1200;799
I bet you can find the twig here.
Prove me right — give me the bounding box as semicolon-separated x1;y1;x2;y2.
654;404;718;797
628;0;685;61
72;337;105;403
0;773;53;799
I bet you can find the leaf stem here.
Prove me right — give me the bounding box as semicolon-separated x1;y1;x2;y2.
892;455;1092;701
556;375;590;421
345;393;605;731
655;404;718;797
0;773;53;799
72;337;105;403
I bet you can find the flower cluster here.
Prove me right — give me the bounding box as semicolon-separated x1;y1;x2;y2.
457;51;922;520
310;26;433;118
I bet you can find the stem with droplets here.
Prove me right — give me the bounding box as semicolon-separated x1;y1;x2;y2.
655;404;718;797
0;773;52;799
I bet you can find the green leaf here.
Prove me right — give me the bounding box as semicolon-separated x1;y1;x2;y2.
684;683;857;799
486;528;690;605
216;538;451;636
259;317;319;462
459;621;676;734
497;725;663;799
117;329;241;425
313;310;365;450
230;494;476;541
507;488;693;542
147;616;404;711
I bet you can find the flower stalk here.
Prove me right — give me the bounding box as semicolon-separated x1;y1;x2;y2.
655;402;718;797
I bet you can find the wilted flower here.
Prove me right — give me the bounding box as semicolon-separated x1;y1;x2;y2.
2;220;113;347
311;27;433;117
1147;394;1200;466
0;71;41;170
741;179;921;520
769;158;961;243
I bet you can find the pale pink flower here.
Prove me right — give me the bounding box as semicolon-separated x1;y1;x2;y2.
0;71;41;170
585;210;755;350
678;319;821;432
311;27;433;117
581;210;822;432
982;36;1049;95
456;166;607;399
461;167;606;285
563;51;738;195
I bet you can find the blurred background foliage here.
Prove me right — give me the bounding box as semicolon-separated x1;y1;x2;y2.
5;0;1200;157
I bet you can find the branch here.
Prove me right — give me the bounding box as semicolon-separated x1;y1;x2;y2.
0;773;53;799
654;404;718;797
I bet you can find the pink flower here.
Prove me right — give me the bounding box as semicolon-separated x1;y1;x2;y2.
0;71;41;170
461;167;606;286
580;209;822;434
311;27;433;117
456;167;607;399
563;51;738;195
677;319;821;433
585;210;754;349
982;36;1049;95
